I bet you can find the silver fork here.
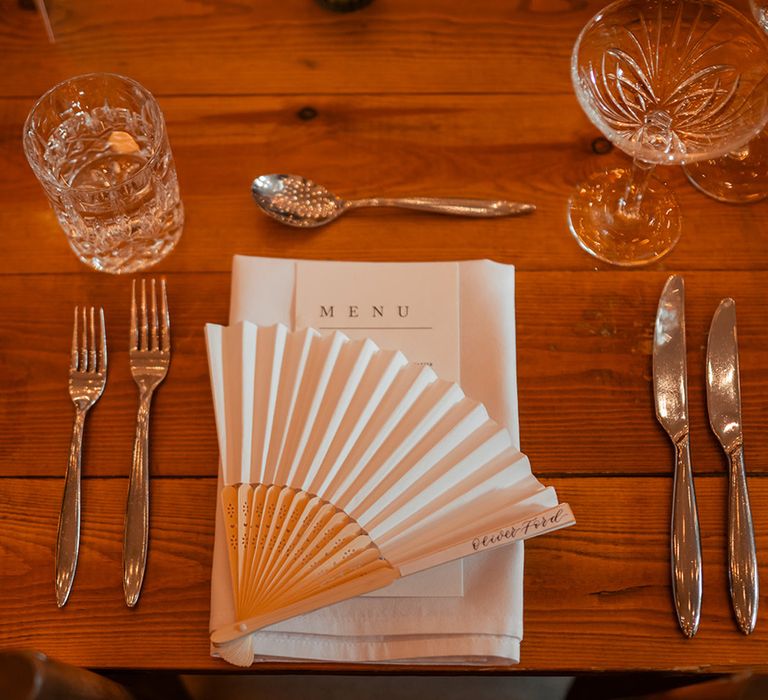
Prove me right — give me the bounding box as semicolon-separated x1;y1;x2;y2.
123;279;171;607
56;306;107;607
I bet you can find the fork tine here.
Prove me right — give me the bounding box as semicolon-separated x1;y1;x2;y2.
140;279;148;352
130;280;139;351
160;278;170;352
81;306;88;371
71;306;79;371
89;307;97;373
150;279;159;352
98;307;107;373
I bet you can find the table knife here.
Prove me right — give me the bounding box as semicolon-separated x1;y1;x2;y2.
653;275;702;638
706;298;758;634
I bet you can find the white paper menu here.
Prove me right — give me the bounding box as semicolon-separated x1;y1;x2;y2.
295;261;464;597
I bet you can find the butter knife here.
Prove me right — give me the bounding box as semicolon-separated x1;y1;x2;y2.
653;275;702;637
706;298;758;634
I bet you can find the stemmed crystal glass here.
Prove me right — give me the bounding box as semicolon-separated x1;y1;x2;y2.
683;0;768;203
569;0;768;267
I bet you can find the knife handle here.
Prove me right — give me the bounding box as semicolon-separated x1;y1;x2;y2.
727;444;758;634
671;434;703;638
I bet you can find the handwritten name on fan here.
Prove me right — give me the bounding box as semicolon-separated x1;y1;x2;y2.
472;506;571;552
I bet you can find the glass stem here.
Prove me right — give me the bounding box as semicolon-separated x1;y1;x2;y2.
619;158;655;220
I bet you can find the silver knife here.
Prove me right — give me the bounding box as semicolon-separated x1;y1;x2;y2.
653;275;703;638
706;298;758;634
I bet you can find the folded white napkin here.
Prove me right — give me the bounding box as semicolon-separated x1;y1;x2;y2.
209;255;543;664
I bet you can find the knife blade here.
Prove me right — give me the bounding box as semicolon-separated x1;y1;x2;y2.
653;274;702;638
706;298;758;634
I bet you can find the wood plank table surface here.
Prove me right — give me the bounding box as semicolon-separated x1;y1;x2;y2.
2;0;768;673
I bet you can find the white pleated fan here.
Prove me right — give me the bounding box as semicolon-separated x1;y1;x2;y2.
206;322;574;665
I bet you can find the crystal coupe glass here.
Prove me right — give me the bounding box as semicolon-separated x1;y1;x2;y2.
683;0;768;203
569;0;768;266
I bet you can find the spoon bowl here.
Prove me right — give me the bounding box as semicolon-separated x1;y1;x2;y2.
252;174;344;227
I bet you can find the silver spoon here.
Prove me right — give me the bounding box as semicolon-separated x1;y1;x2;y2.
251;174;535;227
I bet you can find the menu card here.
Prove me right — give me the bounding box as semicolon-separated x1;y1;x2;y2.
295;261;463;597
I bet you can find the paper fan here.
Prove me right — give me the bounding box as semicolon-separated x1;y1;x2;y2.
205;322;574;664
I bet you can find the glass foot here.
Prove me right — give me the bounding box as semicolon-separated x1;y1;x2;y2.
683;129;768;204
567;168;681;267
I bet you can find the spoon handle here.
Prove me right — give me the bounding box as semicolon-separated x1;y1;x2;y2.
346;197;535;217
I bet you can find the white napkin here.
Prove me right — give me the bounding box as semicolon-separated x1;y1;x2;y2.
210;255;538;664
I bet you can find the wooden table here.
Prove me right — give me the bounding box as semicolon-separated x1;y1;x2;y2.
2;0;768;674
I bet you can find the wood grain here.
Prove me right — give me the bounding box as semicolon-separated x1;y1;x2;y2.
3;0;768;674
4;94;767;276
1;475;766;672
2;271;767;479
1;0;623;98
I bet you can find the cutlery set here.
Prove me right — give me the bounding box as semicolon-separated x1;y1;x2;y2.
55;279;170;608
654;275;758;637
54;271;758;639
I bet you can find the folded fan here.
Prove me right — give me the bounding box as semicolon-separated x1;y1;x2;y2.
206;322;574;665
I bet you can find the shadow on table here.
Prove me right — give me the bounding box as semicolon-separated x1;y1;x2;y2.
569;673;768;700
180;674;574;700
4;651;768;700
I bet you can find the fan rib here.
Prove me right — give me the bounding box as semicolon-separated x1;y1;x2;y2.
221;486;240;606
252;494;326;605
250;510;353;611
256;538;386;611
248;486;296;605
240;484;267;610
240;485;280;616
235;484;253;597
211;564;399;648
251;489;310;601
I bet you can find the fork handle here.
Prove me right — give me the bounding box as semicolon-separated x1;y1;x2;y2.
124;392;153;607
56;407;86;607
